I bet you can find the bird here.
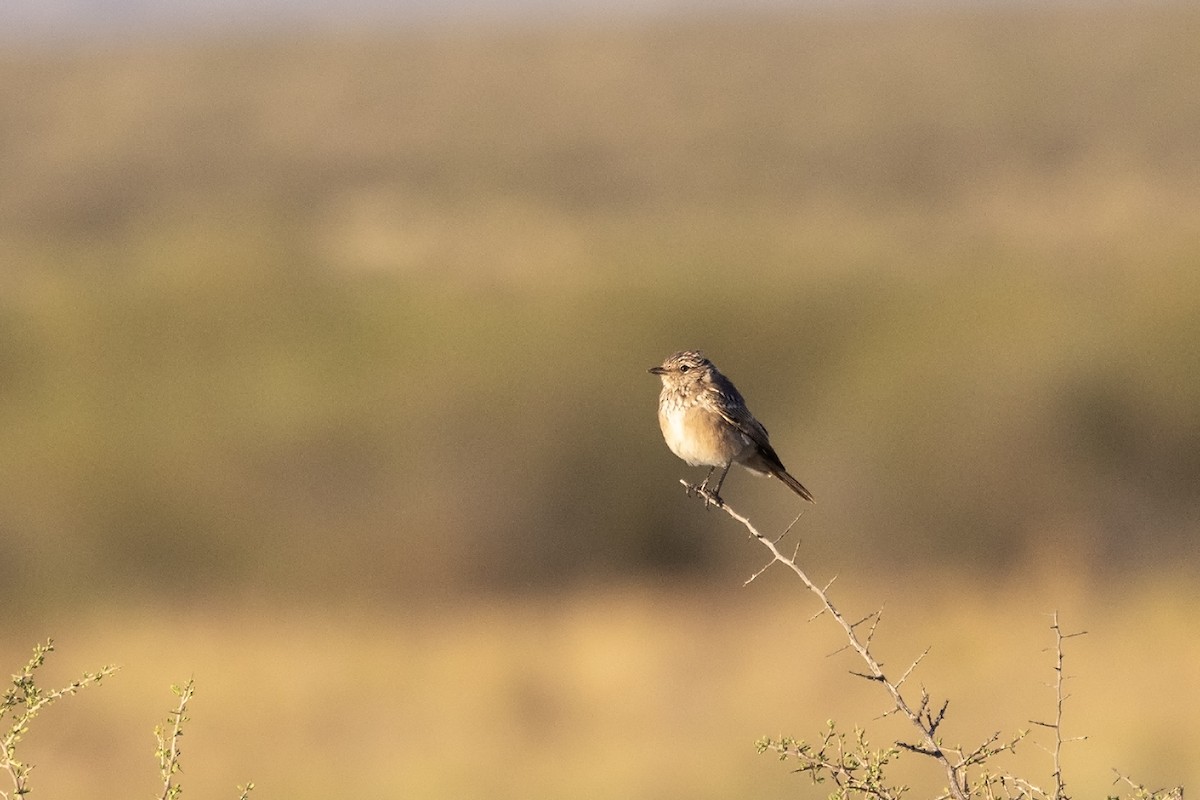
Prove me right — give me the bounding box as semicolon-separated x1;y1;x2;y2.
649;350;814;505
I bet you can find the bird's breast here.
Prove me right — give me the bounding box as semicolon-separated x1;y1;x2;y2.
658;401;748;467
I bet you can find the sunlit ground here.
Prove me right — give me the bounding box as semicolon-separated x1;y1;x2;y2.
9;566;1196;799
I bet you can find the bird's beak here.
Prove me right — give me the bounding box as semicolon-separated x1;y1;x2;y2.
648;366;667;375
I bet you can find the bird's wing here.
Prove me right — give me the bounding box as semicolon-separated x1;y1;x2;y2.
703;377;772;449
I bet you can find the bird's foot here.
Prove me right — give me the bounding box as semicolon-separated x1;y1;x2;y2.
701;488;725;509
691;483;725;509
681;480;725;508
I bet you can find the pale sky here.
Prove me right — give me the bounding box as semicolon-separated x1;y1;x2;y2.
2;0;1001;44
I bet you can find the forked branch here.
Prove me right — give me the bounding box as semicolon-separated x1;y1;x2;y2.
681;482;1181;800
681;481;972;800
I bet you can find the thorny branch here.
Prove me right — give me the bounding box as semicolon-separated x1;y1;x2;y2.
680;481;1180;800
681;480;976;800
1028;612;1087;800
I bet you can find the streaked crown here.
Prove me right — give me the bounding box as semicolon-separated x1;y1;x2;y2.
649;350;716;390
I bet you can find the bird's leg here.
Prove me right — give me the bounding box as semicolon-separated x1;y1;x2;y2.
695;464;729;508
693;466;716;501
710;463;730;501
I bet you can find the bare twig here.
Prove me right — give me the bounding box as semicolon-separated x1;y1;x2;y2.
896;647;931;690
1028;612;1087;800
683;484;970;800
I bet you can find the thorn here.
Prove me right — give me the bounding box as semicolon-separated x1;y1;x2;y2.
897;647;930;688
775;509;805;543
849;610;877;629
744;558;776;586
771;528;796;545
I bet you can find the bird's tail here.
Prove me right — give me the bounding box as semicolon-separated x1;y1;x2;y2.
774;469;815;503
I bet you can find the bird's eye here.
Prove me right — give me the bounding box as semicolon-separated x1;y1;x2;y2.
679;364;689;373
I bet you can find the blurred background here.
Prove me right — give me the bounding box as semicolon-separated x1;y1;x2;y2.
2;0;1199;797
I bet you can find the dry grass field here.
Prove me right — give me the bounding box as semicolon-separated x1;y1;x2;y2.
7;572;1199;799
2;3;1199;797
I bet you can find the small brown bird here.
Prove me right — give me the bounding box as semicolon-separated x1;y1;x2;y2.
649;350;814;504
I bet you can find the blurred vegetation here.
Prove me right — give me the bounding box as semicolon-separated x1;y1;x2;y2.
7;584;1199;799
2;3;1200;610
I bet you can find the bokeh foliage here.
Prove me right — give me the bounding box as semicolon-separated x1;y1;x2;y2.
2;4;1200;607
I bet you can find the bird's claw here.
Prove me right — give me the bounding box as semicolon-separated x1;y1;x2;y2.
683;481;724;509
702;489;725;509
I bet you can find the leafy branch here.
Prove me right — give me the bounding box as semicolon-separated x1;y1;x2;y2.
1;641;252;800
154;678;254;800
758;721;906;800
0;639;118;800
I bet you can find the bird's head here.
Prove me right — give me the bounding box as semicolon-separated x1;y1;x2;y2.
648;350;714;390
